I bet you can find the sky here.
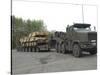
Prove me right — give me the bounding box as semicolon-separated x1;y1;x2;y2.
12;0;98;32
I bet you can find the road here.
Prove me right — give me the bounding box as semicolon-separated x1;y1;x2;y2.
12;49;97;74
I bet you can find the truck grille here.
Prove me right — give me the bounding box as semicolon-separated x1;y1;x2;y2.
88;32;97;40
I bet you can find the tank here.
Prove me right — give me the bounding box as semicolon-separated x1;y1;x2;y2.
18;31;50;52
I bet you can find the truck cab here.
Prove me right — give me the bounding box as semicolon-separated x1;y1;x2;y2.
66;23;97;57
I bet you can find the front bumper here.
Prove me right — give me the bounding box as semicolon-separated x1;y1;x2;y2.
80;42;97;49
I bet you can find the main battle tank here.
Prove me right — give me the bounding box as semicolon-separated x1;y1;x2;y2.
18;32;50;52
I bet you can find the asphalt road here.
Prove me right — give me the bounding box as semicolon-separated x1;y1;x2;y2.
12;49;97;74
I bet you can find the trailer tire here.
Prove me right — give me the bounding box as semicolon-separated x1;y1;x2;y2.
30;47;33;52
24;47;27;52
23;47;25;52
35;47;40;52
28;47;31;52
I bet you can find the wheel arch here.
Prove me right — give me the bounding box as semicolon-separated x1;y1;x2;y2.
72;40;80;46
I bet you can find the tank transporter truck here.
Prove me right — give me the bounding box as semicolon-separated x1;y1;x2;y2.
18;32;50;52
50;23;97;57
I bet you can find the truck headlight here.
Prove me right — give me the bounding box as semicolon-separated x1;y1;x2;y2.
91;42;96;46
91;40;96;42
91;40;96;46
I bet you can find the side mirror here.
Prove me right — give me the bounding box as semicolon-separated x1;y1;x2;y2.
94;26;96;31
66;25;69;32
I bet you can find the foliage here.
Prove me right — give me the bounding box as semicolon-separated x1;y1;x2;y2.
11;16;47;49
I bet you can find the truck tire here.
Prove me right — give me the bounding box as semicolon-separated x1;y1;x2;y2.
73;44;82;57
65;43;69;53
61;43;66;54
58;44;61;53
55;43;59;53
24;47;27;52
89;50;97;55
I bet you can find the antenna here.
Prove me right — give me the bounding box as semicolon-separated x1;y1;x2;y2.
82;4;84;23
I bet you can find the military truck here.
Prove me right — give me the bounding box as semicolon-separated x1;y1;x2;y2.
50;23;97;57
18;32;50;52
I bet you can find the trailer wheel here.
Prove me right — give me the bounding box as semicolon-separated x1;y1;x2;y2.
23;47;25;52
22;47;24;52
24;47;27;52
48;47;50;52
30;47;33;52
31;47;35;52
28;47;31;52
73;44;82;57
35;47;40;52
17;46;20;52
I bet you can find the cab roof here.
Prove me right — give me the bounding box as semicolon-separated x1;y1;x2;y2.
73;23;91;28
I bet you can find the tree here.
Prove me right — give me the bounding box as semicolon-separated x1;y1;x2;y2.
11;16;47;49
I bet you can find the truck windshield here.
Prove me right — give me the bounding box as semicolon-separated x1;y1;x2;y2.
73;27;91;31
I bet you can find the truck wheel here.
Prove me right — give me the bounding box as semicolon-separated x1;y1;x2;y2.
55;43;59;53
65;42;69;53
61;43;66;54
58;44;61;53
89;50;97;55
73;44;82;57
